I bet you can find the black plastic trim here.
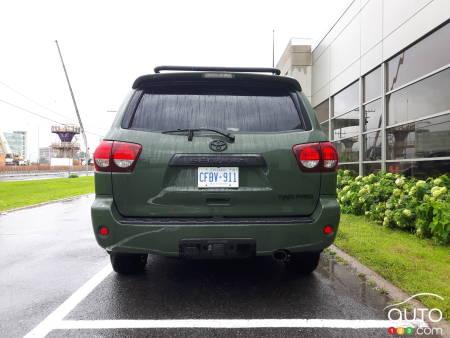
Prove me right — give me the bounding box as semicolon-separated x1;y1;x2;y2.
119;215;314;225
132;74;301;91
168;154;267;167
154;65;281;75
120;90;143;129
180;238;256;259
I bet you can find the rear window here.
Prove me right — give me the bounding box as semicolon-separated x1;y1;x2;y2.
129;84;305;132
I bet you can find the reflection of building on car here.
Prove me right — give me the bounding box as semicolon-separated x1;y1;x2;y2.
91;66;340;275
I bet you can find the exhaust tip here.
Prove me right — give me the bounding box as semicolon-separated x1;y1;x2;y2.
273;249;290;262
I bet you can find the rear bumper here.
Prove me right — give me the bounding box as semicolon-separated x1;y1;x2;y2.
91;196;340;256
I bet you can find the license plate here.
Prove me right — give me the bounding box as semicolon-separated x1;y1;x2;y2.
197;167;239;188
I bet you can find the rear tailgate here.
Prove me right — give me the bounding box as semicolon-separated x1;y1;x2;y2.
111;79;322;217
112;132;321;217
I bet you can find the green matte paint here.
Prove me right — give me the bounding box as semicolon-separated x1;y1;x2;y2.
91;195;339;255
91;72;340;256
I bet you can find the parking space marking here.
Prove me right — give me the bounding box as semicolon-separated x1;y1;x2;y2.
23;263;428;337
24;264;113;338
54;319;427;329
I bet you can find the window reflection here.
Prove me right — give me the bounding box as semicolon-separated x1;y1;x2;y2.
338;163;359;174
333;81;359;116
333;136;359;162
320;121;329;137
363;99;382;131
363;163;381;175
387;23;450;90
333;108;360;139
313;22;450;177
314;100;329;123
387;114;450;160
363;67;381;102
387;68;450;125
363;131;382;161
387;160;450;178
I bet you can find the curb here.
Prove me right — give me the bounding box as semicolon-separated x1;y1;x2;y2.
330;244;450;337
0;172;94;182
0;194;94;215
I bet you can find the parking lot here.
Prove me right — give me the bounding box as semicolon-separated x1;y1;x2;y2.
0;195;438;338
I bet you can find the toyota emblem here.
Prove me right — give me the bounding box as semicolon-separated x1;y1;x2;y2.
209;140;227;152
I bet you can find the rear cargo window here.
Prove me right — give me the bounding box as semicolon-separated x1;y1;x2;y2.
129;85;305;132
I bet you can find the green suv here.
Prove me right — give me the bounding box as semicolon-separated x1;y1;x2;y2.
91;66;340;274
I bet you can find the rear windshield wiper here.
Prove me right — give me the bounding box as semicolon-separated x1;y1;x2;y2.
161;128;235;142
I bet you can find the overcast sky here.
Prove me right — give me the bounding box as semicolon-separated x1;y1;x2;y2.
0;0;351;161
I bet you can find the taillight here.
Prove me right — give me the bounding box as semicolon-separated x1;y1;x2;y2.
111;142;142;172
94;141;113;171
322;143;338;169
292;142;338;172
299;145;320;168
93;141;142;172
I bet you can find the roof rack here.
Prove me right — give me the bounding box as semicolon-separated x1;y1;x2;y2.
154;65;281;75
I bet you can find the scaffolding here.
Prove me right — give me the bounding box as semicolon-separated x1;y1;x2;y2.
50;125;80;158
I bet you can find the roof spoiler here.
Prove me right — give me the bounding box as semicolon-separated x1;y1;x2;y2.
154;65;281;75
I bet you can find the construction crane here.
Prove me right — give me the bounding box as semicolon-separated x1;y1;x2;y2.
55;40;90;166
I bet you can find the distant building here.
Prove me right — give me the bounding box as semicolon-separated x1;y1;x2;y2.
39;147;56;164
4;131;27;158
277;0;450;177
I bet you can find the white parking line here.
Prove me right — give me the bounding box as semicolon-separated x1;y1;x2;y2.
23;263;428;338
55;319;427;329
24;264;113;338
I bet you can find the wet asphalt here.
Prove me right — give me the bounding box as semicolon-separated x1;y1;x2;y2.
0;195;436;337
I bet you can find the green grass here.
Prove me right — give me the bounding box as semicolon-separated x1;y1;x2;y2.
336;214;450;321
0;176;94;211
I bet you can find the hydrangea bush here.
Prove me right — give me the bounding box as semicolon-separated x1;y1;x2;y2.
337;170;450;244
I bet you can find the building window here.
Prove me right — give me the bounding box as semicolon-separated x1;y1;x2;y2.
386;23;450;91
363;99;382;131
333;81;359;116
332;108;359;140
4;131;27;157
363;67;381;102
363;162;381;175
338;163;359;174
386;160;450;178
320;121;329;136
386;113;450;160
363;131;382;161
333;136;359;163
314;100;329;123
305;21;450;177
387;68;450;126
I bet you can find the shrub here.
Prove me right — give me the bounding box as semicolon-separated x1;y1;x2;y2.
68;173;79;178
337;170;450;244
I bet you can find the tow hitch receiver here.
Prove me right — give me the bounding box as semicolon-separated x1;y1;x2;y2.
180;238;256;259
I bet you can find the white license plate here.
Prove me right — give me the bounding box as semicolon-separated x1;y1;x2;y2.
197;167;239;188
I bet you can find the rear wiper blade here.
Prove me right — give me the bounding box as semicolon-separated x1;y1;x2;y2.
161;128;235;142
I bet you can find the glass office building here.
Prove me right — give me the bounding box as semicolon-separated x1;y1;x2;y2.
277;0;450;177
4;131;27;158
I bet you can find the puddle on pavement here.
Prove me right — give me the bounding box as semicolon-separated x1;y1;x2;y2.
317;253;392;314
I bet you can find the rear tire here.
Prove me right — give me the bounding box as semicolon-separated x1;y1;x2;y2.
110;252;148;274
286;251;321;274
